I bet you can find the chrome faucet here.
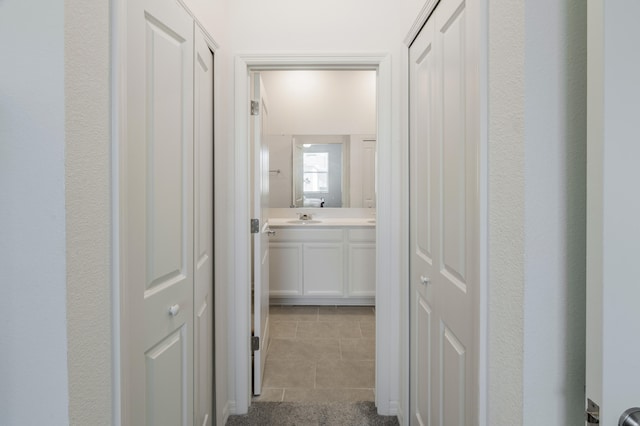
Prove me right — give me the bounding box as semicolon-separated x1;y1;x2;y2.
297;212;312;221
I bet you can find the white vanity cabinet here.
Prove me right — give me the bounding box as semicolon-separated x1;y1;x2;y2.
347;228;376;297
268;225;375;305
269;243;303;296
303;242;344;296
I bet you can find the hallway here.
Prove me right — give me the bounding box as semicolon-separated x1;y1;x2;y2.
3;0;599;424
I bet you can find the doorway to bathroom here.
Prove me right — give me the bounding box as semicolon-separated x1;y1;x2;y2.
232;54;396;414
253;68;377;403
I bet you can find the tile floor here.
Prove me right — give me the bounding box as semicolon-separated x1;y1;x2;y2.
254;305;376;403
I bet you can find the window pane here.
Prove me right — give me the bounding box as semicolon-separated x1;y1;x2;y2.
303;152;328;172
303;172;328;192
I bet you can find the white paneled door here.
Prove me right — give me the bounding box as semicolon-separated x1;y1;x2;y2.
124;0;200;424
252;73;271;395
409;0;479;424
194;27;214;426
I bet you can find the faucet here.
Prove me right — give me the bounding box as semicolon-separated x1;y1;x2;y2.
297;212;312;221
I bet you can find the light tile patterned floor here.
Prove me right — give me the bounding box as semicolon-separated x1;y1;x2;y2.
254;305;376;403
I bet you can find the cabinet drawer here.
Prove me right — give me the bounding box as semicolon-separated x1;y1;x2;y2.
268;228;344;243
348;228;376;242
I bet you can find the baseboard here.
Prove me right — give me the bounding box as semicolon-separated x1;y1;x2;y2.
388;400;399;416
222;400;233;424
395;403;405;425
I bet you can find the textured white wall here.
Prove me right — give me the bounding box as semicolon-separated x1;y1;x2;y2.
0;1;69;424
488;1;526;424
65;0;113;424
523;0;587;424
488;1;588;425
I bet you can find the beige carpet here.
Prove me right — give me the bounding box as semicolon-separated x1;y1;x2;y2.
225;401;399;426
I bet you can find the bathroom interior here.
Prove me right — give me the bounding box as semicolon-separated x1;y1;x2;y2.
251;69;378;402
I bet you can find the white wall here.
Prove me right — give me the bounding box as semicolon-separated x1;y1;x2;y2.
0;1;69;424
261;70;376;135
487;0;587;424
65;0;113;424
488;1;526;423
268;135;294;208
522;1;587;424
586;1;640;424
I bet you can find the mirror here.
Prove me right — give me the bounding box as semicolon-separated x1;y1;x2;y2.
261;70;377;208
268;134;376;208
293;136;346;208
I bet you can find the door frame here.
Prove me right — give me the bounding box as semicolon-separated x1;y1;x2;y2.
232;53;395;414
111;0;220;423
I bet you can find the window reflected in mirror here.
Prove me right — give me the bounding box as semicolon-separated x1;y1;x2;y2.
293;138;345;208
303;152;329;193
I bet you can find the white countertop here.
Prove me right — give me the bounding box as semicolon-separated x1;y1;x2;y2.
269;217;375;227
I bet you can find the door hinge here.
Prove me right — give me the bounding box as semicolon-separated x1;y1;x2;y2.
251;336;260;351
251;100;260;116
586;398;600;425
251;218;259;234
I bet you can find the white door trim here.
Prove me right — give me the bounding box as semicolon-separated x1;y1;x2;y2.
232;53;395;414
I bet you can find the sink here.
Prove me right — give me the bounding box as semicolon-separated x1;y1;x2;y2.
286;220;322;224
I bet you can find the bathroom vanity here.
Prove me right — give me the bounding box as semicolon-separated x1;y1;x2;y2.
268;218;375;305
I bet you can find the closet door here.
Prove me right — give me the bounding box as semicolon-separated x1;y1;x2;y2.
409;0;479;424
410;15;439;426
124;0;194;424
194;26;214;426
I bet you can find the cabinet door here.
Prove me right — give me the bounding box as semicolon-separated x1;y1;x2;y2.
303;243;344;296
348;243;376;296
269;243;303;296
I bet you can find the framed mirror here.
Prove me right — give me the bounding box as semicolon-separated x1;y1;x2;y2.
293;136;347;208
